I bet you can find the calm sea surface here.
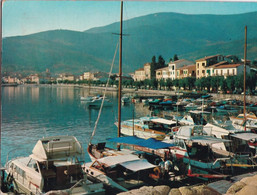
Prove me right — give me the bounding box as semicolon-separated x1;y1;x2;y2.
1;85;153;165
1;85;238;166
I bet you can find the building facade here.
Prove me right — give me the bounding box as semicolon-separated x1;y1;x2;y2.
195;54;224;79
168;59;194;80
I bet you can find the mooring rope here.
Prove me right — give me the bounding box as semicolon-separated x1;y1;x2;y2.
88;42;119;145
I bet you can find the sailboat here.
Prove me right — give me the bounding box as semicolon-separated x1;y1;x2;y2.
84;2;160;192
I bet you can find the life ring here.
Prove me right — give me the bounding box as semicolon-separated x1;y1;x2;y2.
153;167;161;178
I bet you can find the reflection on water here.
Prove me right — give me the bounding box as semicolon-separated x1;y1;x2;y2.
1;85;149;165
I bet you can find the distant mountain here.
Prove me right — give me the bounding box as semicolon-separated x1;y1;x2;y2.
3;12;257;74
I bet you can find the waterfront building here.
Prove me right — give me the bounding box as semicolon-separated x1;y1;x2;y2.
196;54;224;79
176;64;196;79
213;63;250;78
57;73;75;82
83;72;95;80
168;59;194;80
133;63;151;81
156;66;169;81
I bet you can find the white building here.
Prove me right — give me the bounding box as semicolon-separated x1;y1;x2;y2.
213;64;250;78
168;59;194;80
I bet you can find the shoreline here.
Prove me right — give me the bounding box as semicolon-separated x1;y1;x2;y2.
19;83;257;102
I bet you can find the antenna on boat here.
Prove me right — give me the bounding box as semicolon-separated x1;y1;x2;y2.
243;26;247;131
118;1;123;137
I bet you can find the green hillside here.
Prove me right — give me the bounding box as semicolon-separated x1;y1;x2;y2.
3;12;257;74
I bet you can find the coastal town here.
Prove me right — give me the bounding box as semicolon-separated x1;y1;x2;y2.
2;1;257;195
2;54;257;95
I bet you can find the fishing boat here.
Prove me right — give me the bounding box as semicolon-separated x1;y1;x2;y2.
204;123;257;155
117;116;178;140
168;126;232;179
83;152;158;193
4;136;105;195
216;105;239;114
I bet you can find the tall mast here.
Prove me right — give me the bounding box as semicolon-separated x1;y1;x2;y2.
243;26;247;131
118;1;123;137
0;0;3;170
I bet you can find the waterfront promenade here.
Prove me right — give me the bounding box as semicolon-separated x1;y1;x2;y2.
73;84;257;102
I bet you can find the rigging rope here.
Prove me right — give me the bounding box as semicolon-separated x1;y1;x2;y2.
88;42;119;145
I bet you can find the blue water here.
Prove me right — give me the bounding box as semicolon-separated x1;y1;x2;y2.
1;85;150;165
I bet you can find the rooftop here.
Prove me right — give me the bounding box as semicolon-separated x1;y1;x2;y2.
214;63;243;69
196;54;221;62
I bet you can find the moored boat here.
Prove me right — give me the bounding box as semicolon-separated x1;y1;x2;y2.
117;116;178;140
4;135;105;195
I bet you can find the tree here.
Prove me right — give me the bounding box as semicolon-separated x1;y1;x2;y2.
219;77;227;92
173;54;179;61
235;74;244;91
150;56;157;78
226;76;236;91
157;55;166;69
246;72;257;92
150;78;158;90
165;78;173;90
159;79;165;90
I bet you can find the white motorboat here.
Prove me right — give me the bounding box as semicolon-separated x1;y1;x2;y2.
4;136;105;195
80;96;95;101
87;96;112;107
116;116;177;140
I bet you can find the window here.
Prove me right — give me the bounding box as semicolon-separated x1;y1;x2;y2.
197;63;199;68
197;70;199;75
221;70;223;75
216;70;218;75
202;70;205;74
172;66;175;70
232;69;235;75
227;69;229;75
202;63;205;66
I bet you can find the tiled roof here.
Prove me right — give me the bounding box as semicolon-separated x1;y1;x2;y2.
155;66;169;71
207;61;228;68
135;68;144;71
196;54;221;62
178;64;196;70
213;64;242;69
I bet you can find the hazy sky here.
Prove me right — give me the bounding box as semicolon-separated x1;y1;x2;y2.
3;0;257;37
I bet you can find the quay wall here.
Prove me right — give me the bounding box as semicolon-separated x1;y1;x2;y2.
75;85;257;102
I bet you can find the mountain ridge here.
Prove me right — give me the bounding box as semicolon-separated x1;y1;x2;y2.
3;11;257;74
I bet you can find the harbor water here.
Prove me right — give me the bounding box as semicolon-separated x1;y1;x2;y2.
1;85;151;166
1;85;246;166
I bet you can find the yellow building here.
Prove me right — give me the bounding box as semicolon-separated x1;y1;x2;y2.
133;63;151;81
196;55;224;79
155;67;169;81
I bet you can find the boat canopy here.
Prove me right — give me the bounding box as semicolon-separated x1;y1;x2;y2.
120;159;156;172
107;136;174;149
30;136;84;162
176;126;231;144
188;136;231;145
230;133;257;141
151;118;177;125
97;154;140;167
